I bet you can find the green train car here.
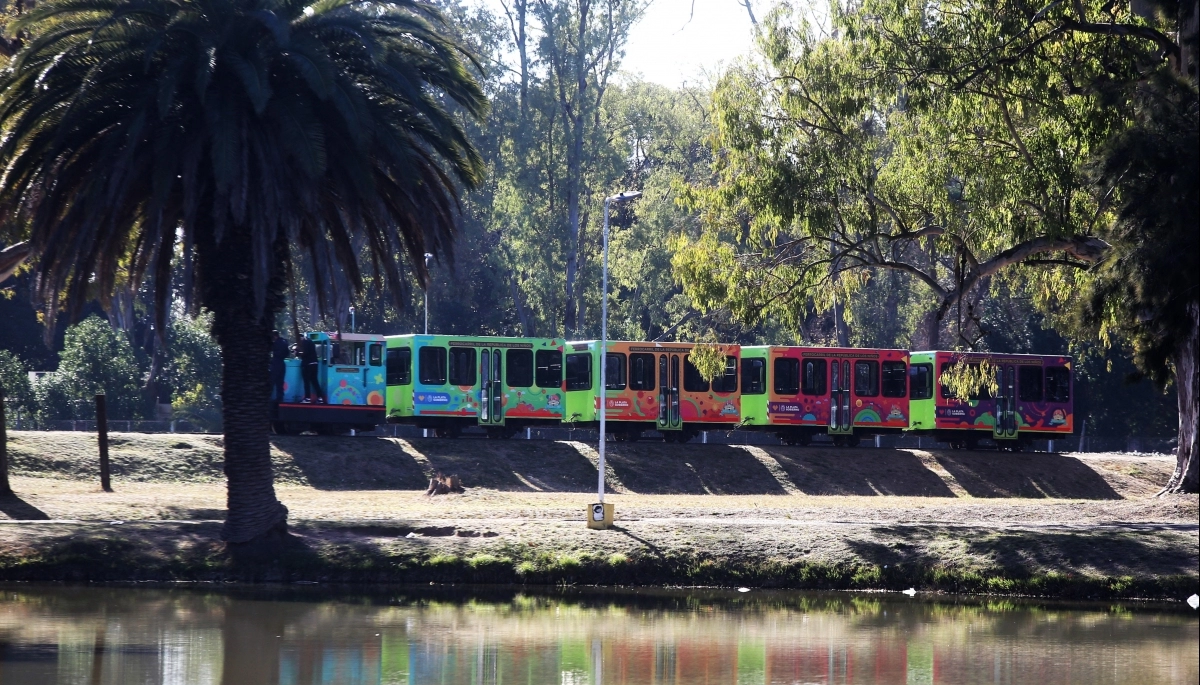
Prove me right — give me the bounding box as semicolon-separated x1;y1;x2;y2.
383;334;567;438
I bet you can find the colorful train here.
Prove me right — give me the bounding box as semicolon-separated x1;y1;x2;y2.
271;333;1074;450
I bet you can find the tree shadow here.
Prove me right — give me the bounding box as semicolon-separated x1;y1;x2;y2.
275;436;602;492
603;444;792;495
0;494;50;520
757;447;958;497
846;525;1197;577
933;453;1122;499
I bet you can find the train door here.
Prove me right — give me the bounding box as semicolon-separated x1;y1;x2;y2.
657;353;682;431
478;347;504;426
829;359;852;434
994;363;1017;440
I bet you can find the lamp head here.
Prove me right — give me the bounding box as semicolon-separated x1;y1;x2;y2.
606;190;642;203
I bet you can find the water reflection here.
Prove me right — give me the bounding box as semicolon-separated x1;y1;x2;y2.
0;585;1194;684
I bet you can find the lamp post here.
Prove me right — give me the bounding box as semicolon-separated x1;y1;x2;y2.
590;190;641;530
423;252;434;335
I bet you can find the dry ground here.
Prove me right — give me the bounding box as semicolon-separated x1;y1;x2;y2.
0;432;1195;598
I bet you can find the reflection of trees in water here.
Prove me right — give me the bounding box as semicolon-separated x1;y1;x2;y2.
0;587;1194;684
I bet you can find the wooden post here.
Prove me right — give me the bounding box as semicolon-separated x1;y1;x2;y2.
0;388;11;496
96;394;112;492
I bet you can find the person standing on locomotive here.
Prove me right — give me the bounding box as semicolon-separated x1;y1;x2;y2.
300;335;323;403
269;330;289;403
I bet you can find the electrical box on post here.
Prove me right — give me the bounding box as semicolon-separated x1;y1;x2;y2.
587;502;613;530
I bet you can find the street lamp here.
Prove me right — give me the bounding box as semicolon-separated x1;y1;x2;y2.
423;252;434;335
591;190;641;530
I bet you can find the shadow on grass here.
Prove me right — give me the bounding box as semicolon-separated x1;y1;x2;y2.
761;448;958;497
933;453;1122;499
845;525;1196;577
0;494;50;520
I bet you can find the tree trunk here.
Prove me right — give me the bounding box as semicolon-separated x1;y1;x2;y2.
921;308;941;350
563;113;584;337
200;229;288;544
1162;300;1199;494
0;390;10;496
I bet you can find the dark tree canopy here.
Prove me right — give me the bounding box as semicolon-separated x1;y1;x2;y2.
0;0;486;331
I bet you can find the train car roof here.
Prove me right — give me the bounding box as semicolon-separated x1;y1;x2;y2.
911;350;1073;362
308;331;385;342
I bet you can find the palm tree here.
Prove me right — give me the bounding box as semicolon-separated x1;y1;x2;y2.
0;0;486;544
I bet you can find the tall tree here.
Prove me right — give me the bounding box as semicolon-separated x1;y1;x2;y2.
676;3;1113;348
0;0;485;544
535;0;642;335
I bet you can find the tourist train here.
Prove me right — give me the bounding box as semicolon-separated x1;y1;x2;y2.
271;332;1074;450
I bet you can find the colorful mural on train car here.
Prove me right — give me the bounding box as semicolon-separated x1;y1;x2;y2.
273;331;387;434
740;346;910;446
384;334;566;437
908;350;1074;450
561;340;741;442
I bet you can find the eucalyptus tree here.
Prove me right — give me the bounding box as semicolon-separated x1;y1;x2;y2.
676;3;1114;352
0;0;485;543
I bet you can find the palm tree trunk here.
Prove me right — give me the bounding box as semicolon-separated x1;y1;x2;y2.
201;230;288;544
1163;300;1199;494
214;305;288;541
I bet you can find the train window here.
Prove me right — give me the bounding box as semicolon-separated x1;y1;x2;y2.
683;357;710;392
1018;365;1043;402
565;353;591;390
801;359;826;396
386;347;411;386
741;358;765;395
332;342;359;365
775;358;801;395
882;361;907;397
711;356;738;393
369;343;382;366
939;362;953;398
629;353;656;391
1045;366;1070;403
855;360;880;397
448;347;476;386
418;346;446;385
535;350;563;388
605;353;627;390
506;349;534;388
910;363;933;399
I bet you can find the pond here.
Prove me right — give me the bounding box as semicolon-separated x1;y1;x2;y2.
0;585;1195;684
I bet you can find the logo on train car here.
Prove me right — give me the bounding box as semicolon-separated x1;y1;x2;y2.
416;393;451;404
605;398;631;408
721;401;738;416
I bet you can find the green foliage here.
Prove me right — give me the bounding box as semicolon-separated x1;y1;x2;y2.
938;358;1000;403
687;343;728;383
0;349;31;412
1079;70;1199;387
676;1;1129;345
162;313;223;430
32;316;143;421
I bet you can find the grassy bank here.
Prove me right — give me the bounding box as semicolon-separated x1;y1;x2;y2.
0;431;1196;601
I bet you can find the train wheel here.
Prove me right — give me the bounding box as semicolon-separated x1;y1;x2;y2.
434;427;461;439
964;439;980;451
676;431;695;444
845;435;860;448
832;435;847;447
485;427;507;439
